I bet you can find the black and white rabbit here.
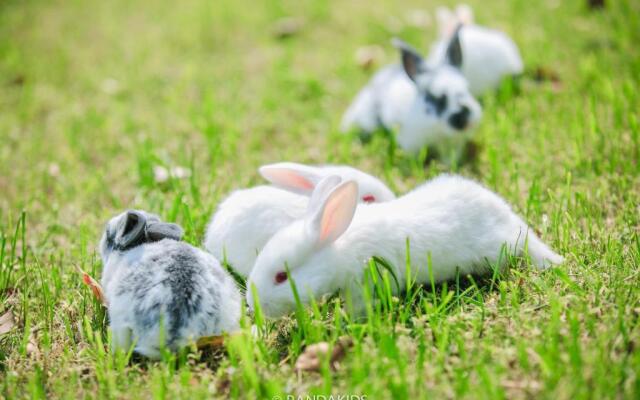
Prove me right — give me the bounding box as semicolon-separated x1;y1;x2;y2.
341;30;482;163
99;210;241;359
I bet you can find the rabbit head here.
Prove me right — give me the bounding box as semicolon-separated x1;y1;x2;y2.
100;210;184;263
247;176;360;318
259;162;395;203
393;29;482;152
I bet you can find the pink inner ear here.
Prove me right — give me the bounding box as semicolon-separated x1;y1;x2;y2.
320;209;338;242
319;187;355;243
267;169;314;190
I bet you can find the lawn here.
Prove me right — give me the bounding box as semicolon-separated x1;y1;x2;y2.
1;0;639;398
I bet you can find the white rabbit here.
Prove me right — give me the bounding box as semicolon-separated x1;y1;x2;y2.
428;4;524;96
100;210;241;359
247;175;563;318
341;32;482;163
203;162;395;278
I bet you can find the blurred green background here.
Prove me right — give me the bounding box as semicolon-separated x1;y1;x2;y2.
1;0;639;398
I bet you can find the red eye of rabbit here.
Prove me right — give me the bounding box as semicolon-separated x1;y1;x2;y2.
362;194;376;203
274;271;288;284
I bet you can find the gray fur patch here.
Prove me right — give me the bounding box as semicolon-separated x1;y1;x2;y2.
113;241;225;353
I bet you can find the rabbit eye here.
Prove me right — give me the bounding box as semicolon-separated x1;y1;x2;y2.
274;271;288;284
362;194;376;203
425;92;447;115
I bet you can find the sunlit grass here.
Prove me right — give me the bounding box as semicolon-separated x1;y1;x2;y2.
1;0;639;398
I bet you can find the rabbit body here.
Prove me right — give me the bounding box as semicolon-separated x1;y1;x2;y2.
340;65;416;134
341;35;482;162
100;211;241;359
247;175;562;318
430;6;523;96
204;163;395;277
204;185;309;277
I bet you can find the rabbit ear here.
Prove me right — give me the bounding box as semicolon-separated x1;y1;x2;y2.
392;38;428;82
116;210;147;250
307;175;342;215
306;180;358;248
455;4;474;25
435;6;456;37
445;25;463;68
146;222;184;242
259;162;322;195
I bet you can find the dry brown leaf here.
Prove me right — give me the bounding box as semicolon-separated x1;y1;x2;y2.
0;310;16;336
272;17;304;39
78;267;107;307
294;336;353;372
196;335;226;350
355;45;384;70
531;66;561;83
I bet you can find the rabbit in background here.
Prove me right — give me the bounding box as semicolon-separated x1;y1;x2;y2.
100;210;241;359
204;162;395;278
428;4;524;96
341;30;482;164
247;175;563;318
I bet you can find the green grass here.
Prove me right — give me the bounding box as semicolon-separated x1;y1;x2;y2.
1;0;639;398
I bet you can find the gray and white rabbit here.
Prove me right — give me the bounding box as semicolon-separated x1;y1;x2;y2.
247;175;563;318
100;210;241;359
204;162;395;278
341;31;482;163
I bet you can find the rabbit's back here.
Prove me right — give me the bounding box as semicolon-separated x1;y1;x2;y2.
341;65;416;133
204;186;309;276
107;240;240;357
340;175;530;281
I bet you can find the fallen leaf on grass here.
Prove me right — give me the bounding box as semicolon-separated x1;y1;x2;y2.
272;17;304;39
355;45;384;70
531;66;561;83
0;310;16;336
529;66;562;92
196;335;226;350
77;267;107;307
294;336;353;372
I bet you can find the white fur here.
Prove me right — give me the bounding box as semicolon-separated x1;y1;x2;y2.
429;5;524;96
341;39;482;163
100;211;241;359
397;65;481;157
204;163;395;277
247;175;563;318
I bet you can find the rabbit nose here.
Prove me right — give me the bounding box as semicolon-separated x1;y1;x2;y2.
448;106;470;130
